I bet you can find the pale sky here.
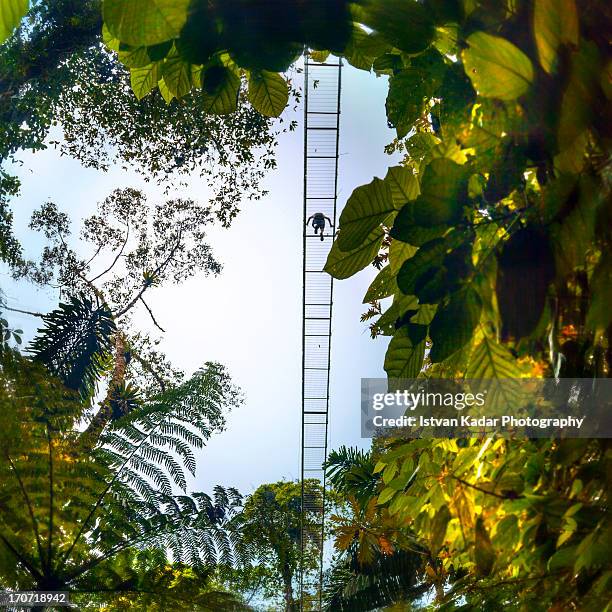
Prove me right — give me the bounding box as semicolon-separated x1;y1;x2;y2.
1;63;398;495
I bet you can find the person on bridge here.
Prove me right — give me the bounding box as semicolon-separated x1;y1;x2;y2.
306;212;333;241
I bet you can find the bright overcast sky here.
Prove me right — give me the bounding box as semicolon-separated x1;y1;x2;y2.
1;63;398;495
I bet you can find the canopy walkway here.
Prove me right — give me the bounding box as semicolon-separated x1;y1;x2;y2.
299;55;342;611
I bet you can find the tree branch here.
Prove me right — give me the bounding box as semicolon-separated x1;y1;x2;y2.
115;231;182;319
89;223;130;283
452;475;523;500
2;305;44;318
140;297;165;333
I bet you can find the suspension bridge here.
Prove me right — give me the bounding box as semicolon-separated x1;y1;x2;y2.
299;54;342;611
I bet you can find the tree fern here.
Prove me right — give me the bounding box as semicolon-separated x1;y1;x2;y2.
28;294;115;401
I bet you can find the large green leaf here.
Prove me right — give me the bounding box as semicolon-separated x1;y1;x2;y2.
130;63;161;100
397;238;445;295
466;334;520;379
343;25;391;71
386;69;429;139
247;71;289;118
0;0;28;43
337;178;396;252
376;293;419;335
384;166;420;206
103;0;191;47
534;0;579;74
363;265;397;303
411;158;468;226
384;326;426;379
462;32;534;100
397;235;458;295
362;0;435;54
202;64;241;115
325;227;385;280
429;287;482;363
161;54;193;98
466;333;524;409
391;203;447;246
389;239;417;275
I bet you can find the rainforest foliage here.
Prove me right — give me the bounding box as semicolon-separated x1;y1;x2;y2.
98;0;611;608
1;0;610;609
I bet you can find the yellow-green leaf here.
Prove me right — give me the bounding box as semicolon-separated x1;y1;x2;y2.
158;77;175;104
384;166;420;206
130;63;161;100
247;71;289;118
0;0;28;43
363;265;397;303
534;0;579;74
377;486;397;505
325;226;385;280
103;0;190;47
384;327;426;379
337;178;396;252
462;32;534;100
202;64;241;115
161;55;193;98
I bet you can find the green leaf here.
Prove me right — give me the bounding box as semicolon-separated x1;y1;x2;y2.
202;64;241;115
344;25;391;71
397;237;448;295
0;0;28;44
411;303;437;325
384;166;420;206
130;63;161;100
309;50;330;63
247;70;289;118
534;0;579;74
103;0;191;47
431;505;451;555
391;204;447;246
412;158;468;226
118;45;152;68
549;546;578;571
377;486;397;505
325;227;385;280
161;55;193;98
384;327;426;379
362;0;435;54
466;334;524;409
462;32;534;100
363;265;397;303
466;334;520;378
337;178;395;252
429;287;482;363
474;516;496;576
386;69;429;139
376;293;419;335
389;239;418;275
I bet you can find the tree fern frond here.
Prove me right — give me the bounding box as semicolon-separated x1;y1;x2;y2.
29;294;115;400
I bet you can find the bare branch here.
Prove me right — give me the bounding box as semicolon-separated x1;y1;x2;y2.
140;297;166;333
89;223;130;283
2;305;44;318
115;231;183;318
